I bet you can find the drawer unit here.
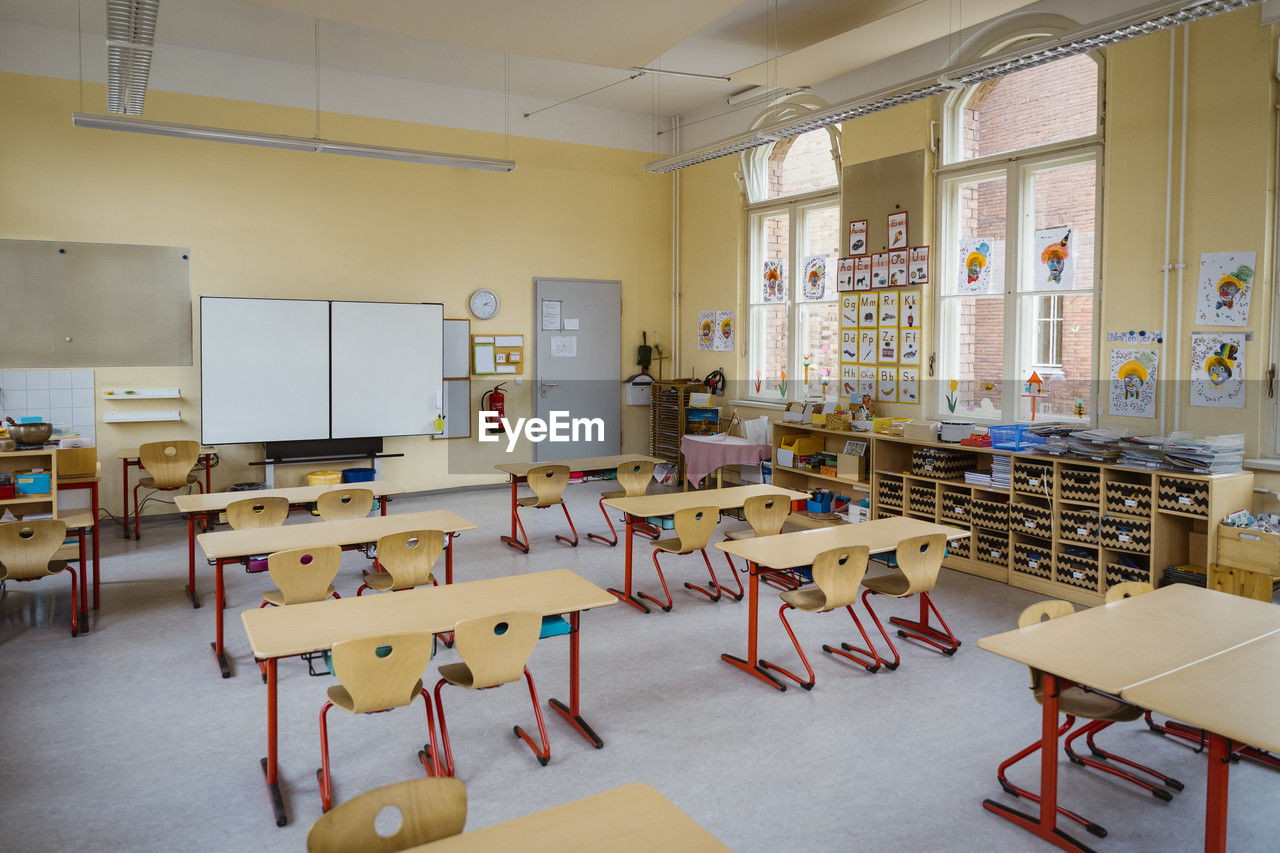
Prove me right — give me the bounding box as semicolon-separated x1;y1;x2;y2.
1105;481;1152;515
1060;509;1100;545
971;499;1010;532
1105;560;1149;587
975;531;1009;566
1010;502;1054;539
1012;541;1052;580
878;509;902;520
910;448;975;480
1059;468;1101;504
908;483;937;516
944;531;971;560
1012;461;1054;497
1057;549;1099;591
1100;515;1152;553
1158;477;1210;517
1217;526;1280;577
940;492;971;523
877;478;904;508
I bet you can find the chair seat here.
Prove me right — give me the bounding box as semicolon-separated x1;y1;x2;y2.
262;585;335;606
862;571;911;597
438;661;483;689
600;489;625;500
361;571;401;592
516;496;559;508
1;559;69;582
1037;686;1144;723
138;473;199;490
328;678;424;713
722;527;755;541
650;537;689;554
780;586;829;612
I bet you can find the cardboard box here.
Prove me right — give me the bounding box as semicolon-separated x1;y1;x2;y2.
837;453;866;482
1187;531;1208;567
903;419;941;442
1217;525;1280;577
16;471;52;496
57;446;97;479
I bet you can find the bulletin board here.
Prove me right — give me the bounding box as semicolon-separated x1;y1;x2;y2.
472;334;524;375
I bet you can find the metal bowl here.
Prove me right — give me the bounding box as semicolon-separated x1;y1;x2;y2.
8;422;53;445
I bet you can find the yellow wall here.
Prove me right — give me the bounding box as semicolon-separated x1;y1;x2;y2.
0;72;672;514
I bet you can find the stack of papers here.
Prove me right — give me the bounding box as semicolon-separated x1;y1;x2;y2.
990;456;1012;489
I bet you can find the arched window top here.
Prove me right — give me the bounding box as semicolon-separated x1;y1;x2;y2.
741;96;840;204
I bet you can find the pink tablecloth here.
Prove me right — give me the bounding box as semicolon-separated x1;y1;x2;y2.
680;434;771;487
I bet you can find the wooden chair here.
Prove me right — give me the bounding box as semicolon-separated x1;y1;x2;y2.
1104;580;1153;602
317;488;375;522
500;465;578;552
227;496;290;530
425;611;550;776
588;460;655;547
307;777;466;853
317;633;442;812
758;545;879;689
133;440;203;539
641;506;724;612
721;493;794;597
357;530;445;595
0;520;78;636
997;601;1181;841
857;533;959;668
261;546;343;606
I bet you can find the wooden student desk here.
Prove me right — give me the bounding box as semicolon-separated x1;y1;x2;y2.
198;509;477;679
51;509;95;634
242;569;616;828
716;517;969;691
494;454;661;550
977;585;1280;852
57;475;102;616
602;484;809;614
173;480;402;609
116;445;215;540
409;782;730;851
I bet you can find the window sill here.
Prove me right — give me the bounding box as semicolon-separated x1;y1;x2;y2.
1244;458;1280;473
730;399;786;410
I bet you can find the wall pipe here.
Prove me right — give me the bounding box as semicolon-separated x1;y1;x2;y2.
1160;28;1176;436
671;114;681;376
1173;24;1190;433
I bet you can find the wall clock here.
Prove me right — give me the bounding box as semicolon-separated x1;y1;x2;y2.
469;288;499;320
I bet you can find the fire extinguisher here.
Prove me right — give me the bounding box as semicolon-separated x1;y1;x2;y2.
481;382;507;435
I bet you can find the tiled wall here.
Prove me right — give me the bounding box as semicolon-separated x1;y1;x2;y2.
0;369;95;442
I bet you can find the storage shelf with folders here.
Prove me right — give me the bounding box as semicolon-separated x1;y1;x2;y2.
649;379;714;486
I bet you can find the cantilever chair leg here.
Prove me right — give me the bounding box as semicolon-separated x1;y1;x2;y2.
759;604;816;689
512;667;551;766
996;716;1109;840
886;590;961;654
826;604;882;673
500;506;530;553
587;497;617;546
637;550;675;612
859;588;901;670
1063;720;1183;799
683;548;723;602
554;503;579;547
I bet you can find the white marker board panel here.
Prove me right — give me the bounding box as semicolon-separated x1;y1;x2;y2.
443;318;470;378
438;378;471;439
200;297;330;444
331;301;444;439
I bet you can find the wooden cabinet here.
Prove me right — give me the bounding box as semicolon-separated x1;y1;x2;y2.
648;380;719;485
770;421;871;528
0;448;59;520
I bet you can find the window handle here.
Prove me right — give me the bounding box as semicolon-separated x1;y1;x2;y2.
928;353;936;378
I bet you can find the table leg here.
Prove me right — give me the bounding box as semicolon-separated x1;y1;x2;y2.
90;480;101;610
380;496;388;516
203;453;212;493
120;458;131;539
548;610;603;748
259;657;287;826
77;528;88;632
720;561;785;691
445;533;454;585
607;514;648;613
1205;733;1231;853
186;514;201;608
210;559;232;678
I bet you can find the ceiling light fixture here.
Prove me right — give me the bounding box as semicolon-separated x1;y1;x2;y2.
106;0;159;115
71;113;518;172
645;0;1259;173
633;66;732;81
726;85;809;106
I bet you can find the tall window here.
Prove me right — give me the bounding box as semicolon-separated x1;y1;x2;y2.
744;117;840;402
937;52;1101;422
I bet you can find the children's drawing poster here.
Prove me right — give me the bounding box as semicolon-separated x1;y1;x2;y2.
762;259;786;303
840;329;857;364
1190;332;1246;408
858;330;877;363
697;311;715;350
841;365;858;398
841;294;857;328
1108;348;1159;419
853;256;872;291
1033;227;1074;290
871;253;889;289
801;255;829;301
958;238;998;294
878;291;899;327
836;257;854;292
879;328;899;363
900;329;921;365
858;294;877;327
849;220;868;256
713;310;735;352
908;246;929;284
859;366;877;399
1195;252;1255;326
898;368;920;404
888;250;908;288
900;290;920;329
877;367;898;402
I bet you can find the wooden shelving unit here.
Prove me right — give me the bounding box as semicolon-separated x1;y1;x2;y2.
0;448;59;520
870;434;1255;606
770;421;871;527
649;379;720;485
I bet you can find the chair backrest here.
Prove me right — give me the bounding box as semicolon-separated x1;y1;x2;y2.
375;530;445;590
811;545;871;610
893;533;948;595
266;545;342;605
1017;600;1076;693
742;494;789;537
330;632;436;714
526;465;570;507
614;461;655;498
452;611;541;689
1104;580;1153;603
226;496;290;530
307;777;467;853
0;520;68;581
138;440;200;488
317;488;375;521
672;506;719;552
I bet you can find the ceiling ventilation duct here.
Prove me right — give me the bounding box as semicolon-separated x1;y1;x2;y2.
106;0;158;115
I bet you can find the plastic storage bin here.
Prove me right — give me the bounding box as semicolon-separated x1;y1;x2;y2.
307;470;342;486
987;424;1047;451
341;467;376;483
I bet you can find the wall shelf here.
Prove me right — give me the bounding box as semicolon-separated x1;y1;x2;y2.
102;410;182;423
101;388;181;399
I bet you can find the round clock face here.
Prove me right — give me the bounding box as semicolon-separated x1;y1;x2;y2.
469;288;499;320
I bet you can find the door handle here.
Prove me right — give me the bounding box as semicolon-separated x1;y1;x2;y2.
540;379;559;398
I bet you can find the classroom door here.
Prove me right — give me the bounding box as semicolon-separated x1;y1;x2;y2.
533;278;622;461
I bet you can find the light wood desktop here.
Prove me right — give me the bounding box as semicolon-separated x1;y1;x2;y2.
716;517;969;691
409;783;730;851
174;479;402;609
116;445;215;541
199;509;477;680
977;585;1280;852
602;484;809;615
241;569;615;828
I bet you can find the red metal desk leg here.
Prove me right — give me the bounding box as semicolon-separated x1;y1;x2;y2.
607;514;648;613
260;657;287;826
89;479;101;609
548;610;603;748
721;561;785;691
77;528;88;631
185;514;201;608
1205;733;1231;853
445;533;454;585
121;458;131;539
203;453;212;492
210;559;232;678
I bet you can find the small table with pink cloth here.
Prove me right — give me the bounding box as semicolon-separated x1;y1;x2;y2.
680;433;772;488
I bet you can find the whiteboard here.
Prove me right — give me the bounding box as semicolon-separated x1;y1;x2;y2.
200;297;330;444
443;318;470;378
439;378;471;438
331;301;444;439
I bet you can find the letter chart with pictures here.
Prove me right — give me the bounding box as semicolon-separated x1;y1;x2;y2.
839;287;922;405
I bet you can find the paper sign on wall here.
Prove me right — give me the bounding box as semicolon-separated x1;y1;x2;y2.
1108;348;1159;419
836;258;854;292
841;329;858;364
858;294;877;327
859;366;877;400
551;336;577;357
1190;332;1246;408
858;330;877;363
1195;252;1255;326
853;256;872;291
871;253;889;289
1033;227;1075;290
841;294;857;328
888;250;908;288
801;255;829;301
762;259;786;303
898;368;920;405
697;311;715;350
713;310;735;352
